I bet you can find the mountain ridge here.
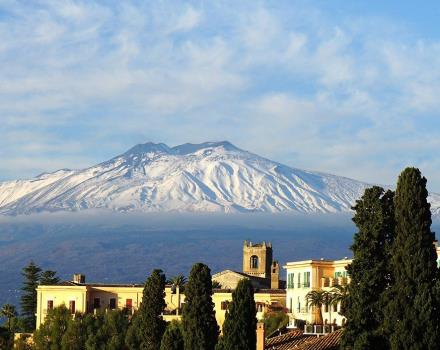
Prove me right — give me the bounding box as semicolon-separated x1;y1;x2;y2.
1;141;439;215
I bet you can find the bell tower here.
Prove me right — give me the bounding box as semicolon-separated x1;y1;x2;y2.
242;241;273;279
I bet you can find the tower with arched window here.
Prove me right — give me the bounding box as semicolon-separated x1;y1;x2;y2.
243;240;273;279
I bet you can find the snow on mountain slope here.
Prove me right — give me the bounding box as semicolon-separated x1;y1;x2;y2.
0;141;439;215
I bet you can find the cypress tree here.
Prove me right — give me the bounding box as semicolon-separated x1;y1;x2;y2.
20;261;41;331
384;167;439;350
221;278;257;350
132;269;166;350
160;321;184;350
340;186;394;350
182;263;219;350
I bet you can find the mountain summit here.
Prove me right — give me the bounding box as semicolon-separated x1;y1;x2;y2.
1;141;439;215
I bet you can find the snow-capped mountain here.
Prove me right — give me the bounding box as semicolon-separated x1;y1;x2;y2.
1;141;439;215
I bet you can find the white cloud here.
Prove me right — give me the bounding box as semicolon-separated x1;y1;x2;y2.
1;1;440;190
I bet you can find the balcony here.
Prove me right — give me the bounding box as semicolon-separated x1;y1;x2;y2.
304;324;339;335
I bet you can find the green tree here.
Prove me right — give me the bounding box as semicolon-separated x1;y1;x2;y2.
384;168;440;350
305;290;329;325
61;315;87;350
169;275;187;292
182;263;219;350
160;321;184;350
341;186;394;350
20;261;41;331
34;305;71;350
331;284;348;316
212;280;222;289
263;312;289;337
126;269;166;350
40;270;60;285
85;310;128;350
221;279;257;350
1;304;17;332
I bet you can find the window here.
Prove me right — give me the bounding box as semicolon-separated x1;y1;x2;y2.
324;304;329;313
297;273;301;288
289;298;293;313
250;255;259;269
69;300;76;314
333;303;338;312
303;272;310;288
256;303;264;313
110;298;116;309
297;297;301;312
47;300;53;311
221;301;229;310
125;299;132;309
93;298;100;309
287;273;295;289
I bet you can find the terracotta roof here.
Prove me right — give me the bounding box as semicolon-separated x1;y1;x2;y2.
265;329;314;350
293;329;343;350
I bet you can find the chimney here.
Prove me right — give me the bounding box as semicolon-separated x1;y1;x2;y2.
256;322;265;350
73;274;85;284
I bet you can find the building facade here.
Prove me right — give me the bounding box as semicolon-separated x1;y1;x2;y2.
284;259;351;327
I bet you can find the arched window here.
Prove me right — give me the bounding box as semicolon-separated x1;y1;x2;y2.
250;255;259;269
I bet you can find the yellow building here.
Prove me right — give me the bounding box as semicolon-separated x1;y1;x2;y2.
36;274;285;331
36;241;286;330
284;258;351;327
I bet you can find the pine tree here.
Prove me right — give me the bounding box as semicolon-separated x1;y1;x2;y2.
40;270;60;285
384;168;439;350
160;321;184;350
340;186;394;350
85;310;129;350
221;279;257;350
182;263;219;350
20;261;41;331
61;315;87;350
128;269;166;350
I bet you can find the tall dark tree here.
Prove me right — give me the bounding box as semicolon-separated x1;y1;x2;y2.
221;279;257;350
127;269;166;350
341;186;394;350
40;270;60;285
20;261;41;331
85;310;129;350
384;168;439;350
160;321;184;350
182;263;219;350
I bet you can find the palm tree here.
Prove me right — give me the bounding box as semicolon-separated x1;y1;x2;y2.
331;284;349;316
1;304;17;332
169;275;187;292
322;291;335;325
212;280;222;289
305;290;329;325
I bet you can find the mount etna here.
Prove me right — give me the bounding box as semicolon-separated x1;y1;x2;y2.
2;141;439;215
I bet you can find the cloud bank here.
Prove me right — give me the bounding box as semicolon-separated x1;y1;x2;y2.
1;1;440;190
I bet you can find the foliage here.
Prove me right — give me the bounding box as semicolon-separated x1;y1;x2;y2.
15;333;33;350
34;305;71;350
126;269;166;350
212;280;222;289
1;304;17;332
221;279;257;350
305;290;331;325
182;263;219;350
40;270;60;285
169;275;187;292
384;168;440;350
85;310;129;350
160;321;184;350
341;186;394;350
263;312;289;337
20;261;41;331
331;284;348;316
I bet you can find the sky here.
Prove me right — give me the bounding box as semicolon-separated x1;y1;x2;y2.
1;0;440;190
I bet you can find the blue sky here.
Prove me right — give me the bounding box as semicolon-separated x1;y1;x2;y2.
1;0;440;190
